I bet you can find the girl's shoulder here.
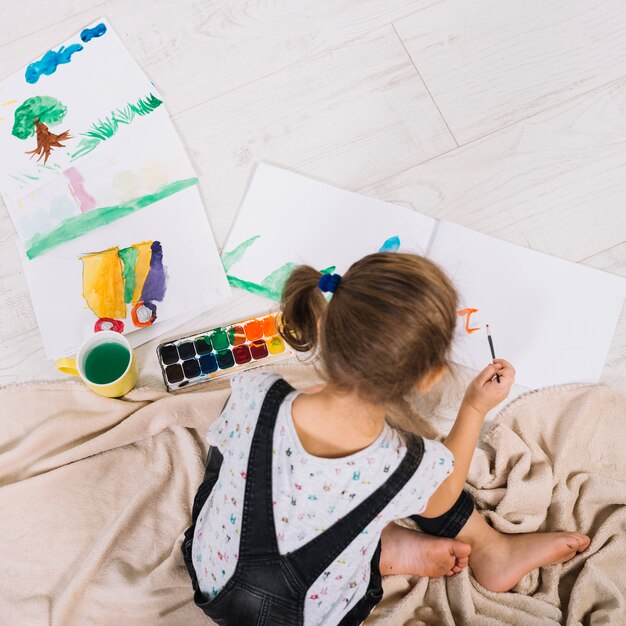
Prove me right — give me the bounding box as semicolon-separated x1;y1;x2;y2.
205;370;283;449
420;437;455;471
390;426;453;466
403;431;455;475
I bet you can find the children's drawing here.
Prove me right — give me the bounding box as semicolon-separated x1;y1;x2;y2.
24;22;107;84
457;308;481;334
26;176;197;259
223;235;308;300
21;185;231;360
221;164;436;303
4;21;228;361
1;22;198;258
12;96;70;163
81;240;167;332
6;89;195;257
222;234;401;301
71;92;163;160
0;19;166;201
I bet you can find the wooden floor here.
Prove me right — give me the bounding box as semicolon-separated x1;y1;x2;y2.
1;1;624;425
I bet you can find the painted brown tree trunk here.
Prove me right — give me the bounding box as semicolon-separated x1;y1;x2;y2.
25;120;71;164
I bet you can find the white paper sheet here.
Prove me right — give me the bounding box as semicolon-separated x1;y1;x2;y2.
222;163;438;301
20;184;231;359
429;222;626;388
0;19;160;202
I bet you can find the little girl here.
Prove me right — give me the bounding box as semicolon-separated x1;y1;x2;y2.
182;253;589;626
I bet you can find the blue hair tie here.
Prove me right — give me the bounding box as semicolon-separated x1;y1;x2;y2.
318;273;341;294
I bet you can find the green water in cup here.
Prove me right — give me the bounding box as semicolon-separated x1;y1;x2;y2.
84;342;131;384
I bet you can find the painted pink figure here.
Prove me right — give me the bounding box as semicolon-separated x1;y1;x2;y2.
63;166;96;212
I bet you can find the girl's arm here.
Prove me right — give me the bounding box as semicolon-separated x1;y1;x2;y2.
419;359;515;518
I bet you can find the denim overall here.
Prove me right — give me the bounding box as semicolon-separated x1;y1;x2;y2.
182;379;427;626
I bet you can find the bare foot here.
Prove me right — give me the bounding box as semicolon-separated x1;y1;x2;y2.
469;531;591;592
379;522;472;577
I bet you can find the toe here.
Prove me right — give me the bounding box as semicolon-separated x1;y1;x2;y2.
451;540;472;559
565;533;590;552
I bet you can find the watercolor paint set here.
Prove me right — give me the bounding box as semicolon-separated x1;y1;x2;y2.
156;312;293;390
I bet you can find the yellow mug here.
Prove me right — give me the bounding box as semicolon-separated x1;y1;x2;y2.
56;330;138;397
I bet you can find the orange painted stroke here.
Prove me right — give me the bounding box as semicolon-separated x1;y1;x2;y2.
457;308;481;334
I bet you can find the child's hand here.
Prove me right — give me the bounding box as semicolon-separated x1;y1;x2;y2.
462;359;515;415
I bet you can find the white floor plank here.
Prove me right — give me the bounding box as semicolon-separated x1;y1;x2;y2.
361;78;626;264
0;1;440;120
0;0;105;49
394;0;626;143
103;0;436;114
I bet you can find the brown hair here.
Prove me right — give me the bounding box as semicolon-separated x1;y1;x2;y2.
279;253;458;406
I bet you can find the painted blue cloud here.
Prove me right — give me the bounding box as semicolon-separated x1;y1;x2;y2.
25;44;83;84
80;23;107;43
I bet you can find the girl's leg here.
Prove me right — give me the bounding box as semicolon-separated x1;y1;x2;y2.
455;510;590;592
381;487;590;589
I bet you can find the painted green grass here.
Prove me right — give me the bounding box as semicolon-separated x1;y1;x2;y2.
222;235;336;300
119;246;139;303
84;93;163;140
71;92;163;160
222;234;396;301
226;264;336;301
222;235;260;273
226;263;299;301
9;162;63;188
26;177;197;259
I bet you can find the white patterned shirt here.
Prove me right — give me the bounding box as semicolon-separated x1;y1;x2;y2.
192;371;454;625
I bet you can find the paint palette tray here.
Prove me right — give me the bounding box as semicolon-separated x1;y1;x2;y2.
156;312;293;391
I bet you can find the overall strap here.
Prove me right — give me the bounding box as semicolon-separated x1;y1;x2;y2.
237;378;295;559
285;432;425;590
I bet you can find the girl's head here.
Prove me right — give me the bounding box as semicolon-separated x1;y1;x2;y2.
279;253;458;406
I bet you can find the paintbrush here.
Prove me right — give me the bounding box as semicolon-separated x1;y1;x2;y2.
486;324;500;383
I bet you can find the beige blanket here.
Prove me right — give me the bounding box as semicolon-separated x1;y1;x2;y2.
1;366;624;625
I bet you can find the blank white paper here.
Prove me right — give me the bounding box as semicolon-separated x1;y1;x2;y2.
429;221;626;388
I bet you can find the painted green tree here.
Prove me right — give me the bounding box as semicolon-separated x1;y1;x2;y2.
12;95;70;164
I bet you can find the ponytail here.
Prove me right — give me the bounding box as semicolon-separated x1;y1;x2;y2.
278;254;458;407
279;265;327;352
